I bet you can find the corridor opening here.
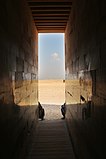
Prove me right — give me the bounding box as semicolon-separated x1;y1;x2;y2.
0;0;106;159
38;33;65;105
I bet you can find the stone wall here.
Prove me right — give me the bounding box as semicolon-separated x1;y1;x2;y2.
0;0;38;158
65;0;106;159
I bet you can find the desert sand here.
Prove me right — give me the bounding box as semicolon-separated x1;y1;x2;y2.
38;80;65;105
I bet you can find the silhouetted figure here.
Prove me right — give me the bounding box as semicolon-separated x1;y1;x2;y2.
61;103;66;119
87;94;92;118
80;95;86;102
38;102;45;120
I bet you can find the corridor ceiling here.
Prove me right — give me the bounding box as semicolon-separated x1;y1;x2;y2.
27;0;72;32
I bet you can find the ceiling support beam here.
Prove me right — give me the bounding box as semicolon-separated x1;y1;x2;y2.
27;0;72;32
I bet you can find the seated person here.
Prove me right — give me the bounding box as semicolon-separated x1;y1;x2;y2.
38;102;45;120
61;103;66;119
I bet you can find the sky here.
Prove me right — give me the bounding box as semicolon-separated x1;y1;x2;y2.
38;33;65;80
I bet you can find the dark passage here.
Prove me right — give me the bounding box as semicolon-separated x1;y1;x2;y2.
23;105;76;159
0;1;106;159
25;119;75;159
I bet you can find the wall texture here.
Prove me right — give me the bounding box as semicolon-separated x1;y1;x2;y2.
65;0;106;159
0;0;38;158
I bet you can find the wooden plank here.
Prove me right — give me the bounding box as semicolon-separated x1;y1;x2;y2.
38;30;65;32
35;23;67;26
31;8;71;12
36;26;66;28
28;2;72;7
29;4;71;8
32;11;70;14
27;0;72;3
38;30;65;33
33;16;69;19
34;19;68;22
32;14;69;17
37;28;66;30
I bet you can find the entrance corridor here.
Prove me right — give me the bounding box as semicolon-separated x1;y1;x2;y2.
0;1;106;159
23;105;76;159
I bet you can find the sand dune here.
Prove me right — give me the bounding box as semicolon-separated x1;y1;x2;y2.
38;80;65;105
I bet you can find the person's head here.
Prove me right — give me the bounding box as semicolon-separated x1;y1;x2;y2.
61;105;64;108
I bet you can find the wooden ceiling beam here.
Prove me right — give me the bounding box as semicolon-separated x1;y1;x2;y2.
27;0;72;32
33;16;69;19
28;2;72;7
28;2;72;5
37;26;65;28
32;14;69;17
32;11;70;14
37;30;65;33
35;23;67;26
29;5;71;8
27;0;71;2
37;29;65;32
36;26;65;28
34;19;68;22
31;8;71;12
37;28;65;31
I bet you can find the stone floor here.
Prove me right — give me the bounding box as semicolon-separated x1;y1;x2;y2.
23;105;76;159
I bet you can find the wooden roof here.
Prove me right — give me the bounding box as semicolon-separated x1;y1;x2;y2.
27;0;72;32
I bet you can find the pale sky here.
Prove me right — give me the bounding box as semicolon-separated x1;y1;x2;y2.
38;33;65;80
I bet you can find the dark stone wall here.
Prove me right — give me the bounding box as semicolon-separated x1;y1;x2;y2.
0;0;38;158
65;0;106;159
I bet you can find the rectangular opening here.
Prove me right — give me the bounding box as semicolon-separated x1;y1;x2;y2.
38;33;65;105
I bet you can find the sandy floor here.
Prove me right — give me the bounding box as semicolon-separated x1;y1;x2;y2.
38;80;65;105
40;104;63;120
